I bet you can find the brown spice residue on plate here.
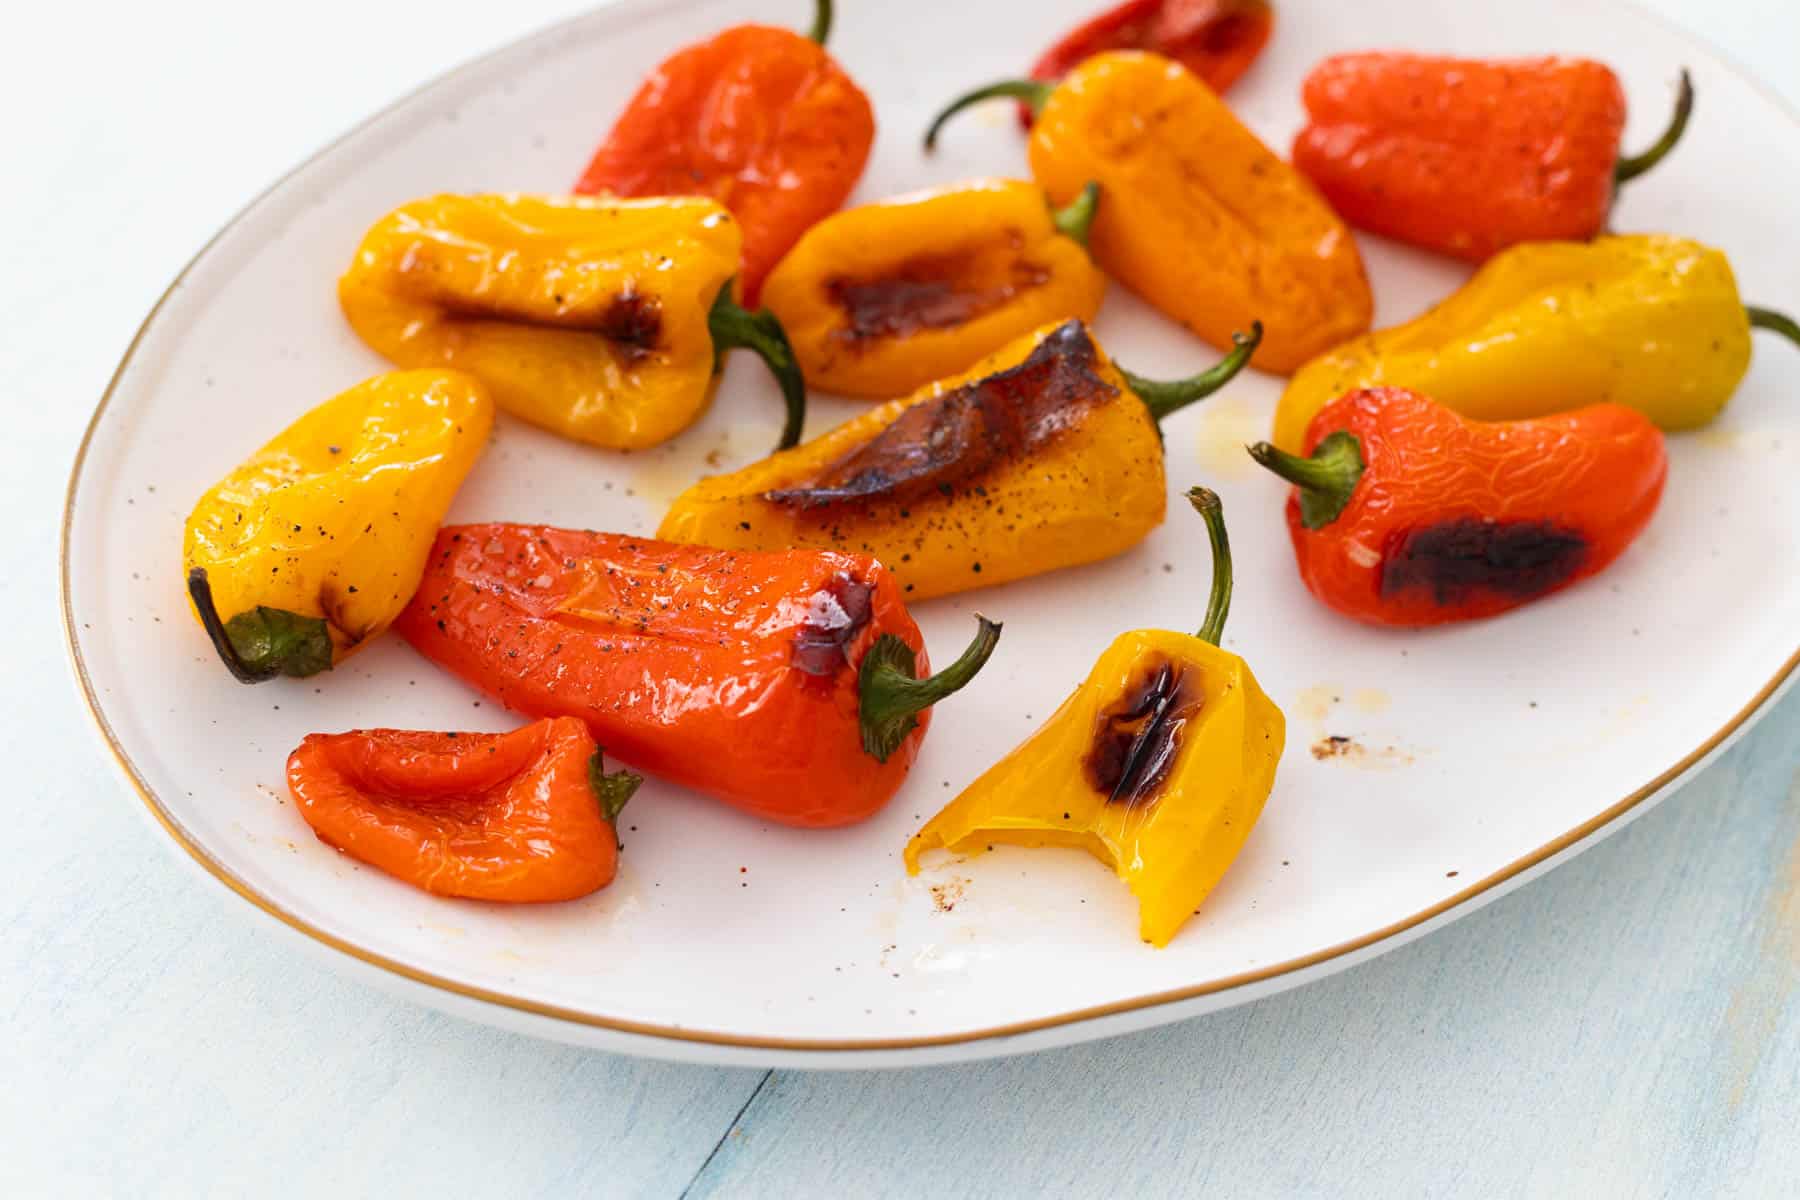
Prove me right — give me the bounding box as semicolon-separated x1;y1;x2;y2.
929;879;966;913
1310;734;1416;767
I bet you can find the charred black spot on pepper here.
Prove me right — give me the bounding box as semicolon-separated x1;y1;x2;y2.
596;289;662;362
765;321;1117;509
825;236;1048;350
1084;656;1203;808
1381;518;1588;604
789;573;874;676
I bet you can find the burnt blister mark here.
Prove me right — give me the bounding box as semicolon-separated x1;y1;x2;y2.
437;282;663;361
765;321;1118;510
790;573;875;675
595;289;662;363
1084;656;1204;808
1381;518;1588;605
826;241;1049;350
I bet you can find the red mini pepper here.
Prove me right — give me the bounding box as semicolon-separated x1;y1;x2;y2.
286;717;640;902
1021;0;1273;126
395;525;1000;827
574;0;874;304
1248;387;1667;627
1292;54;1693;262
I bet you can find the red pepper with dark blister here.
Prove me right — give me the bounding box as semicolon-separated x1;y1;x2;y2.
286;717;640;902
573;0;874;305
1020;0;1273;126
394;525;1000;828
1292;54;1693;262
1248;388;1666;627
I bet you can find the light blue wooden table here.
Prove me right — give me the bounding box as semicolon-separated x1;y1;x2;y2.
8;1;1796;1194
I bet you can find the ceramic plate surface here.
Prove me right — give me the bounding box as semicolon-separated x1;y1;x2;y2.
65;0;1800;1066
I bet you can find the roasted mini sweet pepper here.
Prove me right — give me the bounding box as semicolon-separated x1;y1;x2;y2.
395;525;1001;827
759;178;1108;398
287;717;640;902
574;0;873;305
184;369;493;683
1293;54;1693;262
927;50;1370;374
658;317;1260;600
906;489;1284;947
1271;235;1800;452
1251;388;1667;627
339;193;807;452
1021;0;1271;129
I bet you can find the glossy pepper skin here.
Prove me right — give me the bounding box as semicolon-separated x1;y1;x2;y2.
395;525;1001;827
1293;55;1692;262
287;717;640;902
658;318;1260;601
1251;388;1666;627
339;193;807;452
928;51;1371;374
573;0;874;305
1271;235;1799;453
183;370;493;683
907;489;1284;947
759;179;1108;399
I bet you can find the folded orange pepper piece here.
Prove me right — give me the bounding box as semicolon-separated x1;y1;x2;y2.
926;50;1371;374
287;717;640;902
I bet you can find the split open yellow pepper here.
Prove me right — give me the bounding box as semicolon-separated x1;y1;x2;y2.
759;178;1108;398
657;318;1260;601
338;193;806;452
906;489;1285;947
183;370;493;682
1271;234;1800;452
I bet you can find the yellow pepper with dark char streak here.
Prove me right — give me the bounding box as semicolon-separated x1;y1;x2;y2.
1272;234;1800;453
338;193;807;452
657;318;1260;601
906;489;1284;947
183;370;493;682
760;178;1107;398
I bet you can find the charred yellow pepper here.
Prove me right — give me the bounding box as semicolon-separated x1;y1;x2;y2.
658;318;1260;601
759;178;1108;398
338;193;806;452
183;370;493;682
906;489;1285;947
1272;234;1800;452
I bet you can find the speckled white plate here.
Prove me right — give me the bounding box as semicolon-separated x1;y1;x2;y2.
63;0;1800;1066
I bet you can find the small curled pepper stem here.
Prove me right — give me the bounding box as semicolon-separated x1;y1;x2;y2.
708;281;808;451
1050;182;1102;248
924;80;1056;150
1119;322;1263;422
1247;432;1367;530
587;750;643;826
1614;69;1694;184
1184;489;1234;647
808;0;832;45
1747;305;1800;347
857;616;1003;763
186;567;334;684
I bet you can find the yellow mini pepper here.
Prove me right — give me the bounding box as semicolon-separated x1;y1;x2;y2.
906;489;1285;947
338;193;806;452
927;51;1372;375
759;178;1107;398
658;318;1260;601
184;369;493;682
1271;234;1800;452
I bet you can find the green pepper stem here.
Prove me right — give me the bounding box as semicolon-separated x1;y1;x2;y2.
1614;68;1694;184
924;80;1056;151
1119;322;1263;422
1247;432;1367;530
1050;182;1102;248
186;567;335;684
708;282;808;451
588;750;643;826
1747;304;1800;347
1184;489;1234;646
808;0;832;44
858;616;1003;763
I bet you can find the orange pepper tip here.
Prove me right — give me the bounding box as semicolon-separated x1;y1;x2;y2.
587;749;642;827
1747;305;1800;348
1119;321;1263;423
857;615;1004;763
186;566;334;684
923;79;1056;151
1049;181;1103;248
707;281;809;450
1182;487;1235;647
1246;431;1366;531
807;0;833;45
1614;68;1694;184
